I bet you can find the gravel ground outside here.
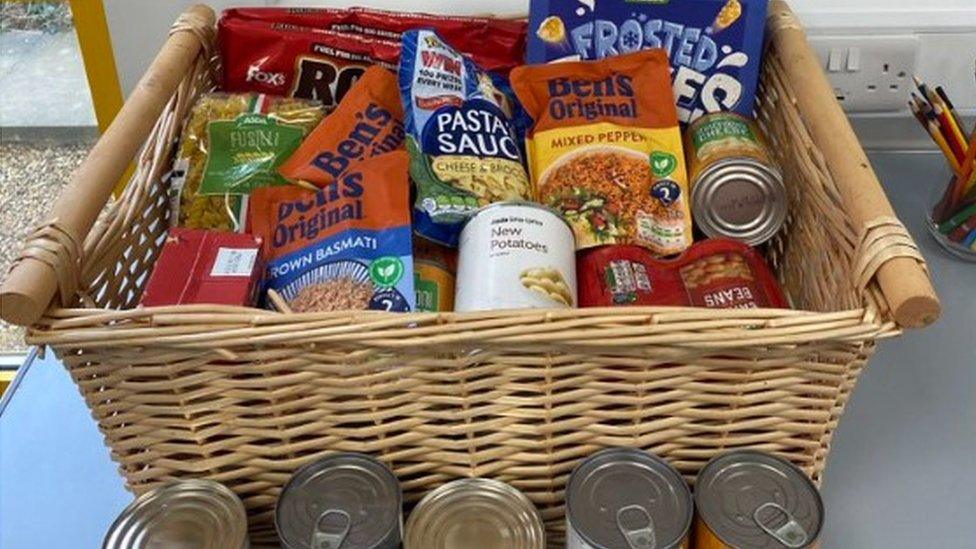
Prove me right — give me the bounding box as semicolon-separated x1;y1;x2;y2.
0;139;91;351
2;2;93;355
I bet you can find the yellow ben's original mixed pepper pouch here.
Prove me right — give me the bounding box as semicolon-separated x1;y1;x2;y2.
511;49;692;255
171;93;324;231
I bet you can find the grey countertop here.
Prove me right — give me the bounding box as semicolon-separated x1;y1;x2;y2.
1;152;972;548
819;151;975;548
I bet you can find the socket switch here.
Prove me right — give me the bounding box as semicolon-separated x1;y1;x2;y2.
809;34;921;113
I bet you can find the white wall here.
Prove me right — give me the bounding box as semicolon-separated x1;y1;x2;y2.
103;0;975;150
105;0;975;94
104;0;261;96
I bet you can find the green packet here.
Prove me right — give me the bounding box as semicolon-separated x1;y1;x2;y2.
199;112;306;195
171;93;323;232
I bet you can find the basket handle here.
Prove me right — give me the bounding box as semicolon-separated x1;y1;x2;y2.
766;0;941;328
0;4;216;327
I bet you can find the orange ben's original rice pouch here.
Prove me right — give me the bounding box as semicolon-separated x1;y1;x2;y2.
511;49;693;255
249;150;415;313
278;66;406;187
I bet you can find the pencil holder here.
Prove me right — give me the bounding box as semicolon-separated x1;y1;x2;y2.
927;165;976;262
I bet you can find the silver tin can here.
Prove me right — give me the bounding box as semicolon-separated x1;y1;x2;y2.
566;448;692;549
684;113;787;246
404;478;545;549
694;450;823;549
275;453;402;549
103;479;248;549
690;157;787;246
455;201;577;312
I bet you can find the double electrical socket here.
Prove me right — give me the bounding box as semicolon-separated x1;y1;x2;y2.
809;35;920;113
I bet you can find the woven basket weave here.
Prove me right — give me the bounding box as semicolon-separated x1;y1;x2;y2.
1;2;940;546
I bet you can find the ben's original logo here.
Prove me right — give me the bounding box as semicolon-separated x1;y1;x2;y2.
246;64;286;87
312;102;405;178
546;74;638;121
272;171;365;247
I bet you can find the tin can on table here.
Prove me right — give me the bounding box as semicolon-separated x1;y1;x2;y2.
414;237;457;312
455;202;577;312
694;450;823;549
275;453;402;549
103;479;248;549
404;478;545;549
685;113;787;246
566;448;693;549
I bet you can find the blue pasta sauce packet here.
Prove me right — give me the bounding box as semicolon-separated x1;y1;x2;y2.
400;29;533;247
526;0;768;125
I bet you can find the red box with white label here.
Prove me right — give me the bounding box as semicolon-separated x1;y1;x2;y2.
140;228;264;307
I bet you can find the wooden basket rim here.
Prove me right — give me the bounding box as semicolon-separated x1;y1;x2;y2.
1;0;938;335
28;304;897;349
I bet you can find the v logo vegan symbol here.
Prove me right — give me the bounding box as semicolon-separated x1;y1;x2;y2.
650;151;677;178
370;257;405;287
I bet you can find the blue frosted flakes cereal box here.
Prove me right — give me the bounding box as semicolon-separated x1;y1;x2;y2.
526;0;768;125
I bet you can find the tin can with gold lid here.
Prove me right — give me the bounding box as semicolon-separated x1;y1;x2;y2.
275;453;402;549
693;450;823;549
404;478;545;549
685;113;787;246
102;479;249;549
566;448;693;549
414;236;457;312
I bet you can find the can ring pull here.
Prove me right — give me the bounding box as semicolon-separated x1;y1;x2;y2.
753;502;808;548
616;504;657;549
311;508;351;549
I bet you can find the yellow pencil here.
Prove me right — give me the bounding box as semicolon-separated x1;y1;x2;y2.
960;139;976;196
964;163;976;195
916;75;971;146
929;121;962;174
927;88;968;153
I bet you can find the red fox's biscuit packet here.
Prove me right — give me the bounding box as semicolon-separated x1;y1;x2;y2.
222;6;527;75
218;17;400;111
278;66;405;188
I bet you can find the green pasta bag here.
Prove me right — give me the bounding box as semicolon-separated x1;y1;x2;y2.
171;93;324;231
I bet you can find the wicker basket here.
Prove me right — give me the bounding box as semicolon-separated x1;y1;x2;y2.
0;2;940;546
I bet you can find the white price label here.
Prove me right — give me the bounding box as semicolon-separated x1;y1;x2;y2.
211;248;258;277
